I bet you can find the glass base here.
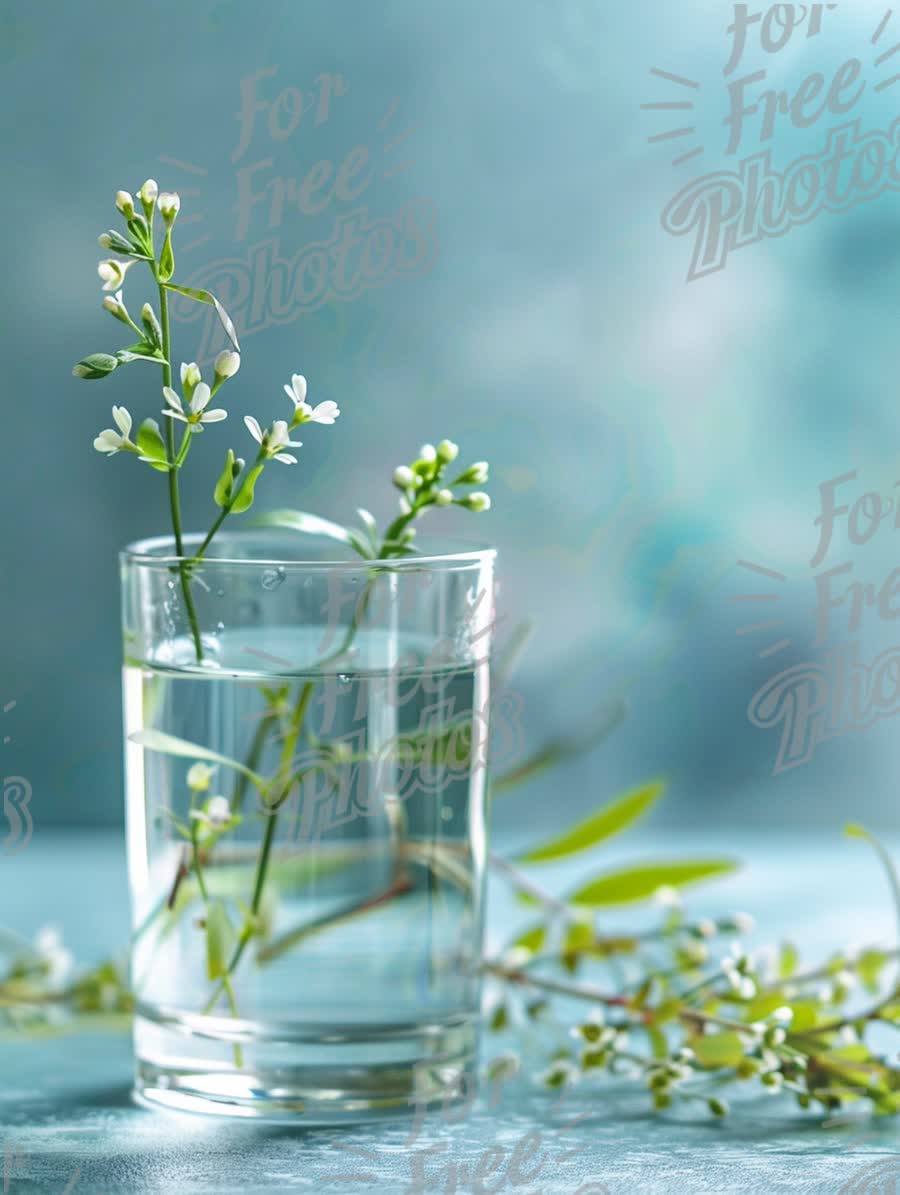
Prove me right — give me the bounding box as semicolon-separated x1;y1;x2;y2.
132;1008;479;1124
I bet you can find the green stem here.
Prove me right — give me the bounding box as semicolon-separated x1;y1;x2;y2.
157;278;204;662
204;681;313;1013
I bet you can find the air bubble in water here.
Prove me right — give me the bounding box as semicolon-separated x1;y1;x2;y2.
261;566;286;591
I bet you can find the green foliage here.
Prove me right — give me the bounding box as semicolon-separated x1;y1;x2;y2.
72;352;119;379
205;901;234;981
252;509;375;558
515;780;664;864
568;859;739;907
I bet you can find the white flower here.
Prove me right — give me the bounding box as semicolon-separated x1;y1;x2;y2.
115;190;134;218
93;406;135;455
34;925;74;987
464;492;491;513
158;191;180;223
419;443;437;463
283;374;339;425
770;1006;794;1027
190;795;232;829
393;465;416;489
696;918;716;938
138;178;158;206
244;415;302;464
97;258;135;291
187;762;217;792
163;384;227;431
437;439;459;463
653;884;683;910
731;912;756;934
214;350;241;380
435;489;453;507
102;289;128;320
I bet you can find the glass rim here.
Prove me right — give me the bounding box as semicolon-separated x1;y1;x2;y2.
121;530;497;572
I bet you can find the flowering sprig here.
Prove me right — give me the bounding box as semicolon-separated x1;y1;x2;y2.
72;181;343;659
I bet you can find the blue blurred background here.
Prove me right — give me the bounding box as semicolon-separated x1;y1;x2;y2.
3;0;900;834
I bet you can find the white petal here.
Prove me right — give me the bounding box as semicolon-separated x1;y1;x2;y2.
162;387;183;413
274;452;297;464
270;420;289;448
112;406;132;436
283;383;300;407
161;410;188;423
311;401;339;424
190;382;211;413
201;409;228;423
244;415;263;444
93;430;121;453
291;373;307;404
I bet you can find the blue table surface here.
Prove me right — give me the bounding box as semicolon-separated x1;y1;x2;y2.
2;829;900;1195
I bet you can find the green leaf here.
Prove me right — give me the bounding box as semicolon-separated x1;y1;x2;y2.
846;823;900;951
128;729;264;789
778;941;799;980
72;352;119;380
159;229;175;282
356;508;379;548
116;342;166;365
163;282;241;352
251;509;374;559
136;418;167;464
515;780;664;864
692;1032;746;1069
205;900;234;980
230;464;264;515
214;449;237;508
509;923;546;956
491;698;627;797
568;858;739;907
858;949;889;995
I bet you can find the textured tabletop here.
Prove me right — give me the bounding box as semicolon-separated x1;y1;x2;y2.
2;831;899;1194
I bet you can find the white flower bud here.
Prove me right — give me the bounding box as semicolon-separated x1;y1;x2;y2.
206;795;231;826
435;489;453;507
393;465;416;489
464;492;491;512
102;289;129;324
115;190;135;219
459;460;489;485
138;178;158;205
398;497;412;516
97;258;135;292
437;439;459;463
418;443;437;464
180;362;202;400
98;233;113;249
158;191;181;224
214;350;241;379
187;762;216;792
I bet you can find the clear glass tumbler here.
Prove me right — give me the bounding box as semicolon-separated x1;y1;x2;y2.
121;529;495;1121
